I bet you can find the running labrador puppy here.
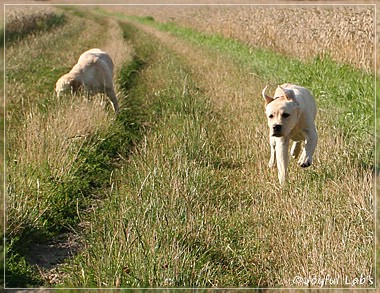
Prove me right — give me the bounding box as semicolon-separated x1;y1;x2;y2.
55;48;119;113
262;83;318;184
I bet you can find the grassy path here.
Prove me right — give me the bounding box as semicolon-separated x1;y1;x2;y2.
5;10;136;287
59;13;373;288
5;7;374;289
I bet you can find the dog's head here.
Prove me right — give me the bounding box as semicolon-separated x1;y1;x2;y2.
262;85;300;137
55;74;82;97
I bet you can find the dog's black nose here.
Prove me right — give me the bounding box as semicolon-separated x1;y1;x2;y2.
273;124;282;133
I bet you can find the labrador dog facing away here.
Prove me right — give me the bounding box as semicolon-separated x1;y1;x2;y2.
55;48;119;113
262;83;318;184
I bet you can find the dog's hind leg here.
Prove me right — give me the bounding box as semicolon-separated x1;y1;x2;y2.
298;128;317;168
106;87;120;113
291;141;302;159
275;137;290;185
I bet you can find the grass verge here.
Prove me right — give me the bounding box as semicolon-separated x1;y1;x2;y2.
5;9;138;287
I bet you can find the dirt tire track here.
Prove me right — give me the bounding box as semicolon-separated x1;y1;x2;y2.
122;20;281;282
23;17;134;287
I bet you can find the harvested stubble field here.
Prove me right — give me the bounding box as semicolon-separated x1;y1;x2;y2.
3;3;375;290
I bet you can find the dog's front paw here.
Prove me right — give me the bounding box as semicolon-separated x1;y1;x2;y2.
300;161;311;168
298;156;312;168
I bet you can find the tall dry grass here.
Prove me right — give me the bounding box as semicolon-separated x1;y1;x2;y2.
5;6;64;43
113;5;374;72
7;96;113;237
6;6;131;244
13;96;111;180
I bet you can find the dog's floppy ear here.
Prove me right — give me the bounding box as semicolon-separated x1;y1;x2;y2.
278;86;296;101
69;78;83;94
262;85;273;104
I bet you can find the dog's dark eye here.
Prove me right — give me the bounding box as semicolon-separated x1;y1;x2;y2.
268;114;274;119
282;113;290;118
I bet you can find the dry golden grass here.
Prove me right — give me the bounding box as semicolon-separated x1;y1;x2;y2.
6;95;113;238
5;6;58;32
15;96;111;179
13;1;378;73
104;18;133;70
112;5;374;72
6;6;132;239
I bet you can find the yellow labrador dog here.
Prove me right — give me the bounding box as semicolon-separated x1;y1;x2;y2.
262;83;317;184
55;48;119;113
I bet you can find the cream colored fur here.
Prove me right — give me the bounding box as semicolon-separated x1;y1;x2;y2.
262;83;318;184
55;48;119;113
